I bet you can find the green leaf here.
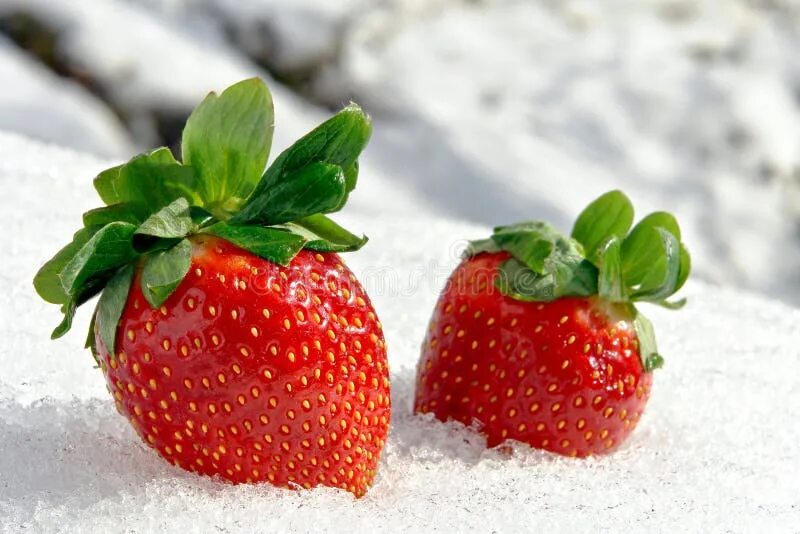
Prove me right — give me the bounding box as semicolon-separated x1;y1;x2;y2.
140;239;192;308
285;214;368;252
93;148;198;212
492;222;556;273
189;206;216;229
627;227;681;301
59;222;138;299
596;236;626;302
675;243;691;292
51;275;107;339
571;190;634;263
622;211;687;302
644;354;665;372
232;103;371;225
631;307;663;371
52;299;77;339
135;198;193;239
268;103;371;179
34;226;101;304
86;306;99;363
490;221;597;299
204;222;306;266
231;162;346;226
92;164;123;203
340;160;359;210
621;212;680;281
96;264;134;354
182;78;274;207
496;257;597;301
83;203;145;227
492;222;561;268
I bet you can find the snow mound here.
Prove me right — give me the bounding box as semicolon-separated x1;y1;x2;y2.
338;0;800;303
0;37;134;157
2;0;800;305
0;0;321;151
1;133;798;532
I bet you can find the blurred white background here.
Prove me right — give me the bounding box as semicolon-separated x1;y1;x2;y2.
1;0;799;303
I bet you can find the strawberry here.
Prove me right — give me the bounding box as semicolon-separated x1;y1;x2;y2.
34;78;389;496
415;191;690;457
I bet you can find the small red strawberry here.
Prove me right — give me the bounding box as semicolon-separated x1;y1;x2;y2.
34;78;390;496
415;191;690;456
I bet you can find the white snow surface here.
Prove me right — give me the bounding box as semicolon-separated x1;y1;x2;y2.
0;0;325;151
0;38;134;158
1;133;799;532
336;0;800;301
1;0;800;303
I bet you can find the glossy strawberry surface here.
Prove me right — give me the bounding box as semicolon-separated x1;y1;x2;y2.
415;252;651;457
97;235;390;496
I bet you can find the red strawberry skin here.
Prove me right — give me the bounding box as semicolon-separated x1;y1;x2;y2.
97;235;390;496
414;252;651;457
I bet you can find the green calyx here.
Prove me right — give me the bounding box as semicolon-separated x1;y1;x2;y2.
468;190;691;372
33;78;372;355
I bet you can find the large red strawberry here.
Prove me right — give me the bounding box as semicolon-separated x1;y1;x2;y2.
415;191;690;456
34;78;389;496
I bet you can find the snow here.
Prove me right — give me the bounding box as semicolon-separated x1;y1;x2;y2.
176;0;359;75
336;0;800;302
1;132;799;532
0;38;134;157
0;0;421;218
1;2;800;527
2;0;800;302
0;0;321;151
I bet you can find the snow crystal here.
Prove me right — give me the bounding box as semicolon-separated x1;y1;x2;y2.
1;133;798;533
